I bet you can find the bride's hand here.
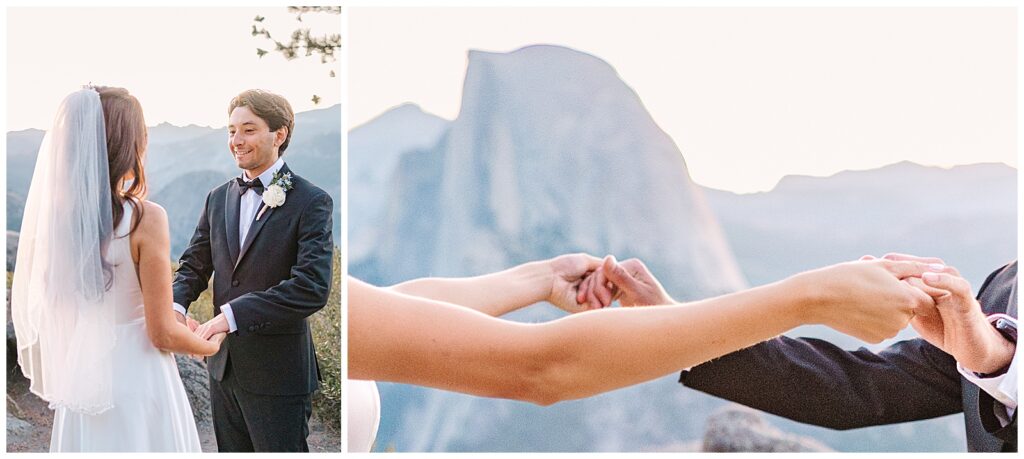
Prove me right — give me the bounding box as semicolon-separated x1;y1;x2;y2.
546;253;605;313
190;332;227;360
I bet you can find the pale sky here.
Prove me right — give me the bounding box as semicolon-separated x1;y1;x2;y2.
349;7;1017;193
7;7;340;130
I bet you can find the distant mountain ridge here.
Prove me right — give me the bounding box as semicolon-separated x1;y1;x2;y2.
7;104;341;255
701;160;1015;289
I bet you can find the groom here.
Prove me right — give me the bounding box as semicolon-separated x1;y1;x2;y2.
172;89;334;452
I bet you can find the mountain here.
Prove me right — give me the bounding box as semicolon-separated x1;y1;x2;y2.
348;44;1010;452
702;161;1016;290
697;161;1014;451
147;122;215;146
151;170;231;253
350;44;754;452
6;105;341;256
6;129;45;204
348;103;449;260
354;45;745;297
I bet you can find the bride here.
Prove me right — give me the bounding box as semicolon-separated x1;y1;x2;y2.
348;252;946;451
11;87;226;452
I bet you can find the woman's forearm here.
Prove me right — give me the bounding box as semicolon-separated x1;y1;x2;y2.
524;280;805;404
134;203;219;357
388;260;552;317
145;306;218;356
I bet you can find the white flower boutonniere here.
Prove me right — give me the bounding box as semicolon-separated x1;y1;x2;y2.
256;171;293;220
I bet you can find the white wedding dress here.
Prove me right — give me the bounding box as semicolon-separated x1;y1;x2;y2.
49;202;202;452
347;379;380;452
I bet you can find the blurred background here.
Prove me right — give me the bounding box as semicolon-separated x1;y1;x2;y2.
347;7;1016;452
5;6;341;452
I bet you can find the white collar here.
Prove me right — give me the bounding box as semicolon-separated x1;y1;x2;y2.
242;157;285;185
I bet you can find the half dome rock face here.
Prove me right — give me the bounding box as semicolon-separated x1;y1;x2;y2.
368;45;745;299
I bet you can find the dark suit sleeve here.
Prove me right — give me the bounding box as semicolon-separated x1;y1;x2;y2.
970;261;1017;449
172;190;215;311
228;191;333;336
681;335;963;429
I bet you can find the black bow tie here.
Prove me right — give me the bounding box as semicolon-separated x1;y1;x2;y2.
236;177;264;195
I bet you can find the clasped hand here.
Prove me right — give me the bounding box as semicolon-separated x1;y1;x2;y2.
543;254;673;314
176;312;228;358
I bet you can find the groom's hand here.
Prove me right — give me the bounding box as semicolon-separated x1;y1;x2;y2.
578;255;674;307
895;259;1016;374
209;332;227;347
195;314;230;340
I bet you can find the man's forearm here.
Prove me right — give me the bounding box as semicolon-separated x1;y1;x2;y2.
389;260;552;317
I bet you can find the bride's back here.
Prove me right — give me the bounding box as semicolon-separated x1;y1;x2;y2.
110;201;146;325
95;87;150;325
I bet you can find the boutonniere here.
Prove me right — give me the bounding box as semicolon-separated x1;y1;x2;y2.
256;171;293;220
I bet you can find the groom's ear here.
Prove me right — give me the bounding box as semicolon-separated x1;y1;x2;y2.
274;126;289;149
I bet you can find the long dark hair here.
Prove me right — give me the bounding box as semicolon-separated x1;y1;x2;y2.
97;87;147;234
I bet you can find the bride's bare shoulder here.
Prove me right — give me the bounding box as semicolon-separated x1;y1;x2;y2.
132;199;169;239
138;199;167;215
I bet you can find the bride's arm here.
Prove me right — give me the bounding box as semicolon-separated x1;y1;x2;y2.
134;201;224;356
388;254;603;317
348;260;933;406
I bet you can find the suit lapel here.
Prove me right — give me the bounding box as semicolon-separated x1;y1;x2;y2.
234;163;291;269
235;203;275;269
225;179;242;264
1007;271;1017;318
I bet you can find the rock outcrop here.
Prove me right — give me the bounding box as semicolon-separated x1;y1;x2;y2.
702;405;832;452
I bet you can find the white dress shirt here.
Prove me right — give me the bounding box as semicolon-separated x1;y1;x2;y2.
173;158;285;334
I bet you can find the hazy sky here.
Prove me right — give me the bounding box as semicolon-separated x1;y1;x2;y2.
7;7;340;130
349;7;1016;193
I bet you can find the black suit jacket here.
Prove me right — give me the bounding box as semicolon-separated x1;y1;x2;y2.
682;262;1017;452
172;163;334;396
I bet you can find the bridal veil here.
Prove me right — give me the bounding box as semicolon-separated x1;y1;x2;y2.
11;87;118;415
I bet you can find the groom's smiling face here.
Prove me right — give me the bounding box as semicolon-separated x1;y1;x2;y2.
228;106;281;178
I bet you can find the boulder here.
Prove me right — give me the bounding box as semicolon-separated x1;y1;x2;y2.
8;311;18;374
7;231;18;272
7;394;22;419
6;414;33;444
702;405;832;452
174;354;212;430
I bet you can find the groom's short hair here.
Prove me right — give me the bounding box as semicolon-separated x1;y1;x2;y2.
228;89;295;155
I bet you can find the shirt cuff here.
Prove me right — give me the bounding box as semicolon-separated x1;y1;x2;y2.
957;315;1018;416
173;302;188;317
221;304;239;334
